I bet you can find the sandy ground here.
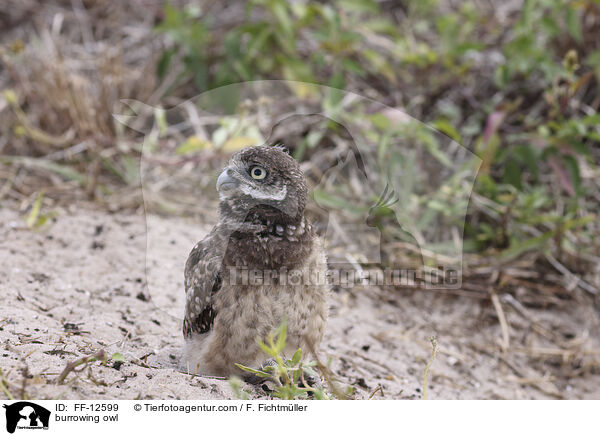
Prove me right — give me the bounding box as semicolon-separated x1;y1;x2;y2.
1;205;599;400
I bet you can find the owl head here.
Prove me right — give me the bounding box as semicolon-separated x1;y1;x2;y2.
216;145;308;226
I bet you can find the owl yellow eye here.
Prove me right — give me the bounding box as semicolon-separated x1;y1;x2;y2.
250;165;267;180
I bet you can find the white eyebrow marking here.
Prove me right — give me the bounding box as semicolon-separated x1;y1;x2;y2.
240;184;287;201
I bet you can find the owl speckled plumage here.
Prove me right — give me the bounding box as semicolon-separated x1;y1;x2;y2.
182;145;329;376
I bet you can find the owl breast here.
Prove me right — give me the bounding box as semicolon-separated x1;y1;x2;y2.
198;238;329;376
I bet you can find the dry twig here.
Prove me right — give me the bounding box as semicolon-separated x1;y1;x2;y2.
56;349;107;385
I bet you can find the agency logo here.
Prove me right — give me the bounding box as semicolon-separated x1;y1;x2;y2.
2;402;50;433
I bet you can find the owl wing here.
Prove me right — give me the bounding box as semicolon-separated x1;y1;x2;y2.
182;229;225;338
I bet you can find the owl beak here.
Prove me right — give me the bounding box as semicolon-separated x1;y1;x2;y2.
216;167;239;192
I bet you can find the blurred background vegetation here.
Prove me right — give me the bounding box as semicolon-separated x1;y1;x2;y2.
0;0;599;293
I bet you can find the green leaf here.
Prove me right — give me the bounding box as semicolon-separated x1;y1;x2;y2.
368;113;392;130
257;339;275;357
234;363;271;378
311;189;363;214
176;136;213;155
222;136;258;152
271;2;294;38
154;108;168;137
500;231;553;261
229;376;251;400
502;157;522;190
433;119;462;143
513;144;539;179
341;58;366;76
111;352;125;363
247;26;272;58
3;89;18;105
0;156;86;184
325;71;346;109
291;348;303;366
157;49;175;80
566;7;582;43
302;365;319;380
519;0;533;28
26;191;44;229
582;113;600;126
417;128;453;167
562;154;581;196
275;319;288;354
338;0;380;13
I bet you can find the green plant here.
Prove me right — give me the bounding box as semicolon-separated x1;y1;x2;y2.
232;320;329;400
0;369;15;400
25;191;51;229
155;0;599;266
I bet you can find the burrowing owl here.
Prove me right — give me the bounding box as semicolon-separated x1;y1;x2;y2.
182;145;329;377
